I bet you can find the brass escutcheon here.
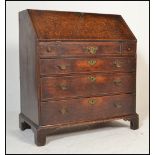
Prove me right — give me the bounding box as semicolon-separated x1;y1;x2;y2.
88;60;96;66
113;103;122;108
127;47;131;51
58;64;67;70
47;46;53;52
59;84;68;90
113;60;121;68
113;79;122;86
88;98;96;105
60;107;68;115
88;76;96;82
85;47;98;54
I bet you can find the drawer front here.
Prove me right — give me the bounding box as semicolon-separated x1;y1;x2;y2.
41;73;136;100
40;94;135;126
40;57;136;75
38;42;121;58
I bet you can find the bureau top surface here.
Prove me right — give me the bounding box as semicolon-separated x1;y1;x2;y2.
22;9;136;41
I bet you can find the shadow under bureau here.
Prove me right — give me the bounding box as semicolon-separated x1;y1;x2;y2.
19;9;139;146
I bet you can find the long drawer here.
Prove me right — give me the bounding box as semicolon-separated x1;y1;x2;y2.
40;73;136;101
40;94;136;126
40;57;136;76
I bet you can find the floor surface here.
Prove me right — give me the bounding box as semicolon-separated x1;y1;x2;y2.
6;108;149;154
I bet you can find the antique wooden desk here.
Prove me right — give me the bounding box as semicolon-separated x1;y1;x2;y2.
19;9;139;146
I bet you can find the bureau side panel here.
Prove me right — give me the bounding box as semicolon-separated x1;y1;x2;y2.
19;10;39;125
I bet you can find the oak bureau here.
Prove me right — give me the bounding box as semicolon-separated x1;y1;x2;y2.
19;9;139;146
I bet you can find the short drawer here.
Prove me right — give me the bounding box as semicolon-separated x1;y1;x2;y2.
122;41;136;55
38;42;121;58
40;73;136;100
40;94;136;126
40;57;136;75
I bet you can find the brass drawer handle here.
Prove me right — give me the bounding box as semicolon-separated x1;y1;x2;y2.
113;79;122;86
113;103;122;108
60;107;68;115
47;46;53;52
59;84;68;90
88;60;96;66
88;76;96;82
85;47;98;54
88;98;96;105
113;60;121;68
127;47;131;51
58;64;67;70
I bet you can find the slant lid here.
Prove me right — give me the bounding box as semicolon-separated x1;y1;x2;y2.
27;9;136;41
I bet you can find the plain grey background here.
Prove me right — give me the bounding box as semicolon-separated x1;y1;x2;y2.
6;1;149;154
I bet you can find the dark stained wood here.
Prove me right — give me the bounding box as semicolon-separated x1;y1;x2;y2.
39;42;120;58
19;9;139;146
19;114;31;131
34;129;46;146
124;114;139;130
40;94;136;126
28;9;136;41
19;113;139;146
122;41;137;54
19;10;39;125
38;41;136;58
40;57;136;76
40;73;136;100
